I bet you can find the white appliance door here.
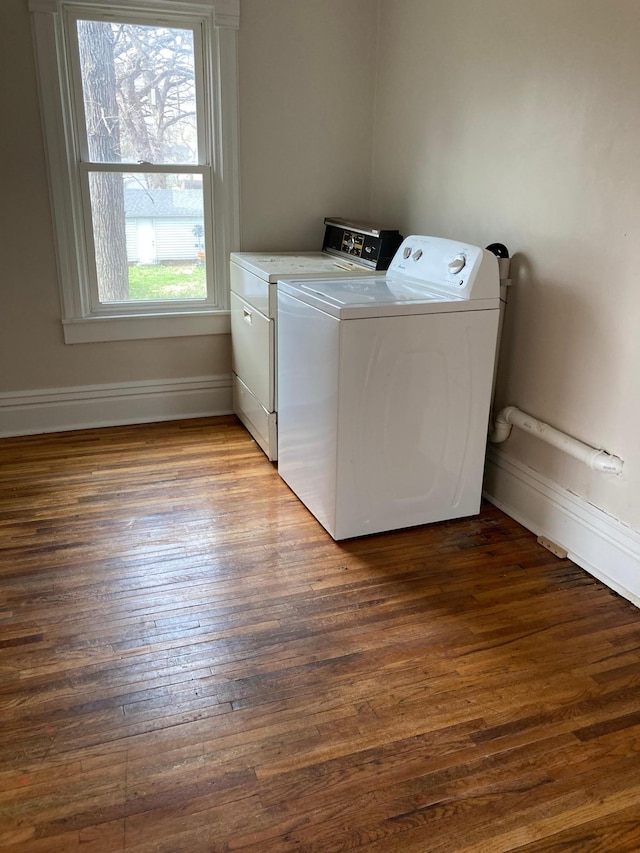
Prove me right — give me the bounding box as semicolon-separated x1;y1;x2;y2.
230;291;274;412
232;375;277;461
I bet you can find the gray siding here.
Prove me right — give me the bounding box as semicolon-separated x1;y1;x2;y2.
126;217;205;263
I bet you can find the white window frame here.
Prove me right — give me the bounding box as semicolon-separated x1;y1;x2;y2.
29;0;240;344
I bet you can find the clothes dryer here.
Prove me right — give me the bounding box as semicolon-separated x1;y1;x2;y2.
230;219;401;460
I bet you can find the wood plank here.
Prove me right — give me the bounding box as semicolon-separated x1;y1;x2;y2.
1;416;639;852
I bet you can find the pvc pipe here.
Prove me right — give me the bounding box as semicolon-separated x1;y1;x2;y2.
489;406;624;475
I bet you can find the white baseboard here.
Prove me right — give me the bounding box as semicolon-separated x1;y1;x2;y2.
483;446;640;608
0;375;233;437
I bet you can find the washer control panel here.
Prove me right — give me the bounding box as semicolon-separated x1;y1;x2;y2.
448;254;466;275
388;235;499;301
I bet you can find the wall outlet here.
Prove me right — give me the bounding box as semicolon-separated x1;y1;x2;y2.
537;535;568;560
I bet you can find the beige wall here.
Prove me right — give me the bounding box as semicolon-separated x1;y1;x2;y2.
371;0;640;533
238;0;377;249
0;0;376;393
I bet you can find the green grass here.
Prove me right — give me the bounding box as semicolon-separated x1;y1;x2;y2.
127;262;206;301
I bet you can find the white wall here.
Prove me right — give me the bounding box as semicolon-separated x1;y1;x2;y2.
372;0;640;540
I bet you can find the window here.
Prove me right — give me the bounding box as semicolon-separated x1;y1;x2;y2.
30;0;240;343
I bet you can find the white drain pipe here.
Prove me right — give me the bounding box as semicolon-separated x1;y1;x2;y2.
489;406;624;475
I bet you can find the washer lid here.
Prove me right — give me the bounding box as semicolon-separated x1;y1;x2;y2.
277;275;499;319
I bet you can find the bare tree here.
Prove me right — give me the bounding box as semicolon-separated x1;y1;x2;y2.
77;19;129;302
112;25;197;186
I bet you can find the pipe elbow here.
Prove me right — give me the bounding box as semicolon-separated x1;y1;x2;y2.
489;408;513;443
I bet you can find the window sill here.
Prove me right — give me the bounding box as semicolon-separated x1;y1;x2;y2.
62;310;231;344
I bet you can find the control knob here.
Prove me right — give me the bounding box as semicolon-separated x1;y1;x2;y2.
448;254;466;275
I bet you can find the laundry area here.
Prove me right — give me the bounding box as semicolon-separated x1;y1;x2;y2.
274;233;502;540
4;3;640;850
231;219;624;547
9;0;635;597
229;0;636;604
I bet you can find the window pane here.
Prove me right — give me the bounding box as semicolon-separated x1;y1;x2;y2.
77;20;198;165
88;172;207;303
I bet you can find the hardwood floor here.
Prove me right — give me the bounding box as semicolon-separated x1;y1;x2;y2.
0;416;639;852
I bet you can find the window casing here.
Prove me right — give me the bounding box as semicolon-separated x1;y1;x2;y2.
30;0;240;343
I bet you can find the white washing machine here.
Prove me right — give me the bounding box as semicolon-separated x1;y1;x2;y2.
230;219;401;460
276;235;500;540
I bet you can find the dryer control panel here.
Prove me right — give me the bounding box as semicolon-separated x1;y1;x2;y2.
322;218;402;270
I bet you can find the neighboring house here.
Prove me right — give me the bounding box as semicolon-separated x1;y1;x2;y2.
124;187;204;265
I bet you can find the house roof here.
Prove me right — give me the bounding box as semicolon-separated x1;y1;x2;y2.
124;188;202;218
